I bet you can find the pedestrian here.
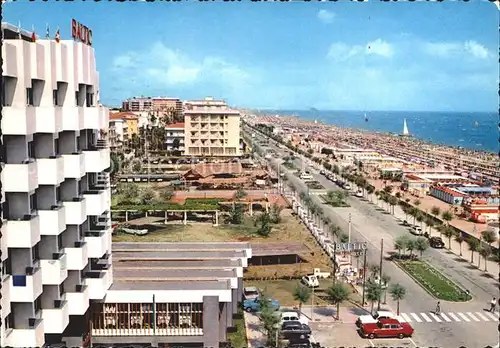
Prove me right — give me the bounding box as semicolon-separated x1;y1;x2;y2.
489;297;497;312
435;301;441;315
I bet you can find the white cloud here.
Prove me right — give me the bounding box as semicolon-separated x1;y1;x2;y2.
366;39;394;58
317;9;335;24
422;40;490;59
111;42;252;87
464;40;489;59
327;39;393;61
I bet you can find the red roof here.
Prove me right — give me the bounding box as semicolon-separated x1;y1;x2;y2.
432;186;467;197
166;123;185;129
109;112;138;120
405;174;422;181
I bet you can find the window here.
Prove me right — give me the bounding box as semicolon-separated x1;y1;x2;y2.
28;141;36;159
1;259;9;278
54;138;60;155
56;187;61;202
32;243;40;263
59;283;65;297
4;314;14;330
86;92;94;107
29;194;37;212
26;87;34;106
53;90;58;106
34;296;42;312
57;234;63;251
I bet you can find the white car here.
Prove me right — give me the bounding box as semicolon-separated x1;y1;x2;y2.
355;191;363;198
281;311;309;325
356;310;404;326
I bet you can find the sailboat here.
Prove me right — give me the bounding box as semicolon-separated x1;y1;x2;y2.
364;113;369;122
402;118;411;137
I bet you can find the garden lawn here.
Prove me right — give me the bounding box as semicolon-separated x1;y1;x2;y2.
397;260;471;302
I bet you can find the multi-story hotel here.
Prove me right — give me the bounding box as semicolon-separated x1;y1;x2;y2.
1;22;113;347
121;96;153;112
1;22;250;348
184;97;241;157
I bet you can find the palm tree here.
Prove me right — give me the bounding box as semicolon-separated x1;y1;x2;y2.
381;274;391;304
326;283;350;320
366;185;375;202
293;284;311;314
413;199;421;208
442;226;457;250
415;237;429;259
416;213;424;231
454;233;465;256
329;224;341;239
441;211;453;226
431;205;441;217
369;264;380;279
479;246;492;271
466;237;480;264
366;281;382;314
389;283;406;315
388;196;398;215
425;217;435;236
481;230;498;247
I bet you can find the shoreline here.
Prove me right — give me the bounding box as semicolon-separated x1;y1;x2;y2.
248;109;496;155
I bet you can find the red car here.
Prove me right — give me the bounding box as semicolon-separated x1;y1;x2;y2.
359;318;414;339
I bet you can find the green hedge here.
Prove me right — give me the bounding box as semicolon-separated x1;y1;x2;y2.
112;198;229;211
397;260;471;302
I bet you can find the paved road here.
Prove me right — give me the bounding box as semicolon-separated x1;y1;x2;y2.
251;132;500;348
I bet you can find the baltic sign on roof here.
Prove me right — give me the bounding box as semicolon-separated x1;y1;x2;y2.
71;19;92;46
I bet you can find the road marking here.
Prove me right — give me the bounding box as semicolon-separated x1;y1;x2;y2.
475;312;490;321
448;312;461;322
420;313;433;322
466;312;481;322
400;313;412;322
368;339;375;347
485;311;499;320
457;312;471;322
429;313;442;322
410;313;422;322
408;337;419;348
439;313;452;322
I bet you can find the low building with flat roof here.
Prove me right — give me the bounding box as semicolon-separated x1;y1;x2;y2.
89;242;251;348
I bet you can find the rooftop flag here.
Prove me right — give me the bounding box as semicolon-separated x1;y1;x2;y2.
31;25;36;42
55;27;60;43
46;24;50;39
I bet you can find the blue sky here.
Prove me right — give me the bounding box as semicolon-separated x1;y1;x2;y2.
3;1;498;112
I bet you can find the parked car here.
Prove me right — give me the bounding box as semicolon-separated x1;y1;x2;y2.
429;236;445;249
359;318;414;339
355;190;363;198
301;275;319;288
280;311;309;325
243;297;280;312
402;220;409;226
356;311;400;327
281;321;312;340
243;286;261;301
410;226;423;235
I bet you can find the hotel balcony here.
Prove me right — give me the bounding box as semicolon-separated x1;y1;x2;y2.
61;107;84;131
84;270;110;300
83;147;110;173
37;155;65;185
40;253;68;285
85;230;110;258
82;107;101;130
3;160;38;192
63;197;87;225
10;265;43;303
62;152;86;179
66;285;90;315
35;106;63;134
5;214;41;248
42;300;70;334
2;275;12;318
1;106;37;135
39;205;66;236
65;241;88;270
4;318;45;348
83;190;108;216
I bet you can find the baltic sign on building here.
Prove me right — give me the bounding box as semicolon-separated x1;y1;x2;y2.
71;19;92;46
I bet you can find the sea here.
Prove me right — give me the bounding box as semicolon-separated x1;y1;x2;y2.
263;110;498;154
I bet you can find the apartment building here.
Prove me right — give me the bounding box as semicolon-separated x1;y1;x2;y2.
1;22;113;348
152;97;183;120
165;122;185;152
184;97;241;157
108;118;127;151
122;97;153;112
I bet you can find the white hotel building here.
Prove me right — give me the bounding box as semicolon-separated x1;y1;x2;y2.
1;23;112;347
1;22;252;348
